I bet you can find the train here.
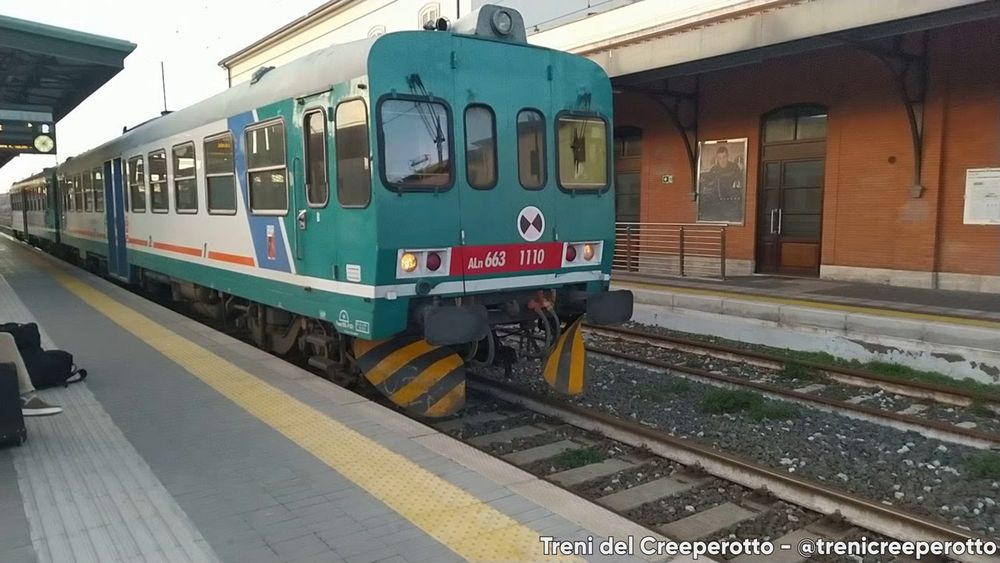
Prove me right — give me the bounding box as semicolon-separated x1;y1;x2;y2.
0;5;632;417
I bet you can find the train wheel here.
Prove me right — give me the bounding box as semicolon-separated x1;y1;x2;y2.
352;336;465;418
542;317;586;395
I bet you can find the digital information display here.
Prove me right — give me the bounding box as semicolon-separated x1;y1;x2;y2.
0;107;57;155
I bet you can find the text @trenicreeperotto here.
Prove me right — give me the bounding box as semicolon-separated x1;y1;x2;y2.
539;536;998;559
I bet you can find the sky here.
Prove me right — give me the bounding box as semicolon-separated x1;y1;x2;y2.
0;0;325;191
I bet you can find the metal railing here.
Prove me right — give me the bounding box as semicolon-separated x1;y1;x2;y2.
613;222;727;279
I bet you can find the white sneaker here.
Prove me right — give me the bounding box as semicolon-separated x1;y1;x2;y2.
21;396;63;417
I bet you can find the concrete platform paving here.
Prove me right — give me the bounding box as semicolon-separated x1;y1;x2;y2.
0;237;680;563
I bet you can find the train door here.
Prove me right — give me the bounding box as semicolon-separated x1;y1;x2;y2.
18;189;27;237
290;94;337;280
104;158;130;281
453;37;559;290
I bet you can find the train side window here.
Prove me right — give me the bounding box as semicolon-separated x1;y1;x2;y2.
128;156;146;212
379;98;451;190
149;150;169;213
83;172;94;212
93;168;105;212
62;177;71;212
335;99;371;207
245;121;288;214
517;109;546;189
304;109;328;207
556;114;608;191
74;174;84;210
173;142;198;213
205;133;236;214
465;105;497;189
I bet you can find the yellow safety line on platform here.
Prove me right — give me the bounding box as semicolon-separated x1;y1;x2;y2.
29;257;575;562
617;280;1000;330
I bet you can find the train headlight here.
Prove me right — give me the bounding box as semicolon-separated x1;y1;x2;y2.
583;243;596;261
400;252;418;273
492;10;514;36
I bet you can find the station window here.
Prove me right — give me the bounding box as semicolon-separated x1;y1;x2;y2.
245;121;287;213
172;142;198;213
204;133;236;214
517;109;546;189
557;115;608;190
149;150;169;212
465;105;497;189
128;156;146;212
303;110;328;207
93;168;104;212
379;98;451;190
74;174;84;210
764;106;828;143
335;99;371;207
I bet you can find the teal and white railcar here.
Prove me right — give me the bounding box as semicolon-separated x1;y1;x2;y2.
8;169;60;249
21;6;632;417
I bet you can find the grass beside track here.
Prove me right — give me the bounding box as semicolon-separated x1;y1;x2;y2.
627;323;1000;403
700;389;800;421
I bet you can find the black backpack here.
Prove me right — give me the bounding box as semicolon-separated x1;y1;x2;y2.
0;322;87;389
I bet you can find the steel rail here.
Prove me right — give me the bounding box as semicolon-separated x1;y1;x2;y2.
586;343;1000;450
468;374;993;563
585;324;1000;408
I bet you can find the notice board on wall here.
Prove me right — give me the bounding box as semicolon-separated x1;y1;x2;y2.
964;168;1000;225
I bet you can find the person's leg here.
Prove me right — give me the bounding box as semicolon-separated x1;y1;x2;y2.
0;333;62;416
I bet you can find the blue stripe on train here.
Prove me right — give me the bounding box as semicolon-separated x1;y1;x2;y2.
229;112;292;273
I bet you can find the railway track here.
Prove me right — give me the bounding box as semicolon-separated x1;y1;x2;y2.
445;374;993;563
584;324;1000;450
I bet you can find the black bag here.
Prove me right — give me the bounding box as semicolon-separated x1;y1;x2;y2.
0;322;42;356
22;350;87;390
0;362;27;447
0;322;87;389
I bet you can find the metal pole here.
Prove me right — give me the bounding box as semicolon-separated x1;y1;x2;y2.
678;226;685;277
160;61;168;113
720;228;727;280
625;224;632;273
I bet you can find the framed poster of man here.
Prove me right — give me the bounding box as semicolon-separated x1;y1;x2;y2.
696;138;748;223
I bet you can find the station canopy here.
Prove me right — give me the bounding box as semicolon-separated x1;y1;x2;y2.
0;14;135;169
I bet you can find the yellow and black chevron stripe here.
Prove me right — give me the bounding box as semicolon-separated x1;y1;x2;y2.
353;336;466;417
543;317;586;395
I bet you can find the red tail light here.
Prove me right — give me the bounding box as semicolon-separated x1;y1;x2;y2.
426;252;442;271
565;245;577;262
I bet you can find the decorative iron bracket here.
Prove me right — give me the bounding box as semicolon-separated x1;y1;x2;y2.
627;77;700;200
857;33;929;198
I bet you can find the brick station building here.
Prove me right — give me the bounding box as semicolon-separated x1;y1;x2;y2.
534;0;1000;292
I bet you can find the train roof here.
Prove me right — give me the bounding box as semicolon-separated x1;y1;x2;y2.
64;36;377;168
10;168;56;191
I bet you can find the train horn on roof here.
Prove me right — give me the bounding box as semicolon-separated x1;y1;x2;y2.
451;4;527;44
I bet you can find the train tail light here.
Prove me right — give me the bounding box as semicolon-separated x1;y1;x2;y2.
562;242;602;267
396;248;451;278
426;252;442;271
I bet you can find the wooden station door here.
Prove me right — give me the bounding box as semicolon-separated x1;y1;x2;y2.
756;106;828;276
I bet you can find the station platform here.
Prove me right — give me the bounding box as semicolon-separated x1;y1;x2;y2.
0;236;664;563
613;275;1000;384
